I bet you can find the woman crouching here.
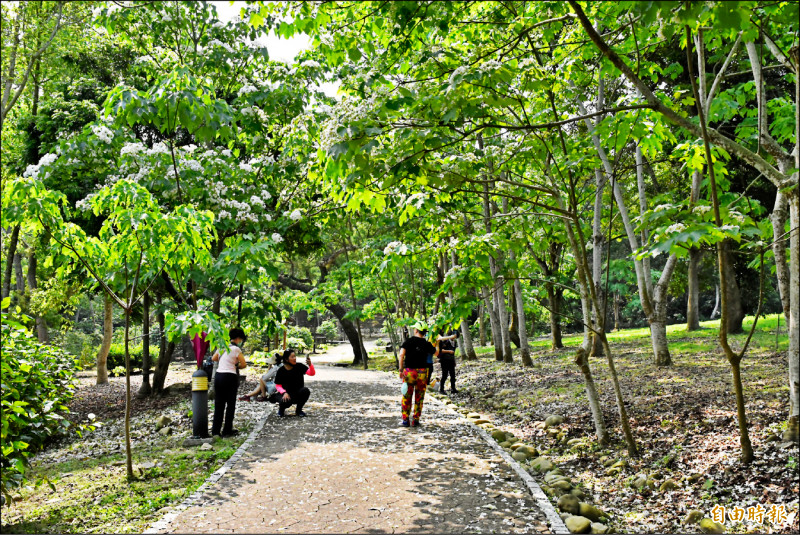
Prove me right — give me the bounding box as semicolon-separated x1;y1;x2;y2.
274;349;315;417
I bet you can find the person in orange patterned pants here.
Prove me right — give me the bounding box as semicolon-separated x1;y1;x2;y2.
398;322;439;427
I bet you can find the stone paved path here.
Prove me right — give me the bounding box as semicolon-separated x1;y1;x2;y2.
160;365;552;534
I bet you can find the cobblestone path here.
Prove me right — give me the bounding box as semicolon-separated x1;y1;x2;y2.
161;365;552;534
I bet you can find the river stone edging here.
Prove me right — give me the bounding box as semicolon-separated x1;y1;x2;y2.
143;405;272;534
427;394;570;535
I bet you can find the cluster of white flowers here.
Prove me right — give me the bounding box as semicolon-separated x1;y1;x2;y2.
448;66;468;85
208;39;234;54
250;195;266;207
721;224;740;233
653;204;675;213
212;21;225;28
238;84;257;96
665;223;686;234
91;124;114;144
300;60;321;69
121;142;146;155
289;209;302;221
218;210;231;219
272;232;283;243
221;149;232;157
728;211;746;223
405;193;426;209
182;159;204;173
135;55;153;64
240;106;269;122
23;153;60;179
239;162;254;173
383;241;409;255
694;205;712;214
479;59;501;73
148;142;169;155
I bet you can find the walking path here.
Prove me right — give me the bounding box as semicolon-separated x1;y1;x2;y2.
153;364;555;534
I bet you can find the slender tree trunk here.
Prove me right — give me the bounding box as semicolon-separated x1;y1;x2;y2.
599;336;639;457
152;341;176;394
97;295;112;385
497;277;513;363
484;285;502;361
613;292;620;331
508;287;521;348
124;309;133;479
478;299;487;346
686;248;703;330
687;170;704;331
510;249;532;366
785;191;800;442
27;249;48;342
547;285;564;349
592;168;606;357
771;191;790;322
574;347;609;444
2;225;20;304
137;292;152;398
13;253;24;291
450;250;477;360
711;284;720;319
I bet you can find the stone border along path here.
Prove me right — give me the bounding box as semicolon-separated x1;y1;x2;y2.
427;395;570;535
146;365;565;534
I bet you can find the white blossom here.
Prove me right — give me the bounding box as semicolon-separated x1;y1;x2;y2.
91;124;114;144
208;39;234;53
148;142;169;155
449;66;468;85
271;232;283;243
221;149;232;157
239;162;254;173
218;210;231;219
183;159;204;172
250;195;265;207
238;84;257;96
121;142;145;155
289;209;302;221
300;60;320;68
666;223;686;234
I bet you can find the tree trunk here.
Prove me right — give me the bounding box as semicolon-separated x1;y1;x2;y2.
27;249;48;343
686;248;703;330
96;294;112;385
508;287;521;348
721;240;745;334
547;285;564;349
152;340;176;394
711;284;720;319
687;169;704;331
484;285;502;361
599;335;639;457
510;249;532;366
496;276;513;363
137;292;152;398
124;308;134;479
2;225;20;303
450;250;477;360
592;168;606;358
13;253;24;291
613;292;621;331
771;191;791;321
574;347;609;445
785;191;799;442
651;255;678;366
478;299;487;346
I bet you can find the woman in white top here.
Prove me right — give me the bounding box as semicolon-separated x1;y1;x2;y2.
211;328;248;437
240;352;282;401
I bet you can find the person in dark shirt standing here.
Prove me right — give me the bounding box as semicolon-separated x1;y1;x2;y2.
274;349;316;417
438;330;459;394
398;322;439;427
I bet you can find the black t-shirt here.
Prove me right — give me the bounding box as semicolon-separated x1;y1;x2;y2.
401;337;436;369
439;339;457;361
275;363;309;395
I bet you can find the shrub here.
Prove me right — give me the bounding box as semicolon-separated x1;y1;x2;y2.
1;312;81;500
99;343;159;370
285;336;309;354
287;326;313;348
318;319;339;340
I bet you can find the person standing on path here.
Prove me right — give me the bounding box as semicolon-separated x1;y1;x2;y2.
438;330;458;394
211;328;248;437
275;349;316;417
398;322;439;427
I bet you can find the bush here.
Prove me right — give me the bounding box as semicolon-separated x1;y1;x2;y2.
100;343;159;370
285;336;309;354
318;319;339;341
1;313;81;500
287;326;313;348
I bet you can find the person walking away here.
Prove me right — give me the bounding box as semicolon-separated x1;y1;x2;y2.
240;352;282;401
211;328;248;437
438;330;458;394
398;322;439;427
274;349;316;416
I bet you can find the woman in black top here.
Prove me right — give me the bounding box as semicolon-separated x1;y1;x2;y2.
398;323;439;427
274;349;316;417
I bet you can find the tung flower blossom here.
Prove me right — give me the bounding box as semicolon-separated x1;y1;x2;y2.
271;232;283;243
290;209;302;221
